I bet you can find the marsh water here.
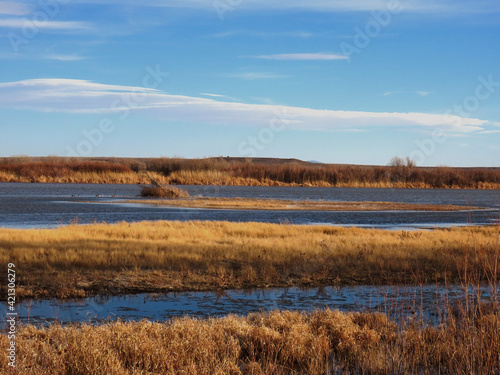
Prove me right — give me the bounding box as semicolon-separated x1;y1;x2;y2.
0;183;499;229
1;183;499;326
2;284;499;328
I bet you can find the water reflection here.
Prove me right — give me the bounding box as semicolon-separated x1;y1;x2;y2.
2;284;498;328
1;183;499;229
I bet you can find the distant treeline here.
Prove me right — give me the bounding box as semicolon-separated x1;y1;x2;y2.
1;156;500;189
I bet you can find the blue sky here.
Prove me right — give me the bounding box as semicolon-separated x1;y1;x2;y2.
0;0;499;166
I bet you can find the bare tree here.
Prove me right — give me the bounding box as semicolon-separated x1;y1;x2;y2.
388;156;417;183
389;156;405;168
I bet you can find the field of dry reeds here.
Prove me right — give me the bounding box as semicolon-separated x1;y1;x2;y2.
0;158;167;184
1;221;498;299
1;306;499;374
1;156;500;189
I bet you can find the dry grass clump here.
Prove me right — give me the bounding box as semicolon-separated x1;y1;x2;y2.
1;308;499;374
1;221;498;299
139;185;189;198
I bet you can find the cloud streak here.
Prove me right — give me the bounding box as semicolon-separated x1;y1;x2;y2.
254;53;347;61
42;54;87;61
56;0;500;14
0;78;491;134
0;1;30;15
222;72;289;80
0;18;91;30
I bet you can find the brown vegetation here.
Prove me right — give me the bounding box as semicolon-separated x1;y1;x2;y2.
1;307;500;374
1;221;498;299
1;156;500;189
139;186;189;198
0;158;167;184
128;197;485;211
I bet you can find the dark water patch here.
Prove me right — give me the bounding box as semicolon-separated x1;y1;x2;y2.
2;284;498;328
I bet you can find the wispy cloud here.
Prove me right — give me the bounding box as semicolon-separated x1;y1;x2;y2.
383;90;434;97
200;93;226;98
0;18;91;30
211;30;314;38
416;91;433;96
0;52;87;61
61;0;500;14
222;72;289;80
253;53;347;61
200;93;238;101
382;91;404;97
0;78;492;134
42;54;87;61
0;1;30;15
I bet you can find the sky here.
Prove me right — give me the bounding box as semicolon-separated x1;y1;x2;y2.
0;0;499;166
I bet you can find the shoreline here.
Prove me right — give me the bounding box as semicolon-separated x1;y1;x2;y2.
2;178;500;190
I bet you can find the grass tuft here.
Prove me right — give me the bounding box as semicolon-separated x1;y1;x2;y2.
139;186;189;198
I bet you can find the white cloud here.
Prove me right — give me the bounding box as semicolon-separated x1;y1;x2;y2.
416;91;433;96
43;54;86;61
382;91;404;97
0;18;90;30
383;91;434;97
211;30;314;38
60;0;500;13
254;53;347;61
0;1;30;15
200;93;226;98
200;93;239;101
0;78;492;134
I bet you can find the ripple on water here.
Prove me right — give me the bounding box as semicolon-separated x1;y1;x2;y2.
2;284;499;328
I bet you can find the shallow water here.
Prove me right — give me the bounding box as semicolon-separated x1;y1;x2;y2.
0;183;498;229
2;285;498;328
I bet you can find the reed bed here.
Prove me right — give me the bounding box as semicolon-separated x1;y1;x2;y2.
1;221;498;299
1;157;500;189
1;307;499;374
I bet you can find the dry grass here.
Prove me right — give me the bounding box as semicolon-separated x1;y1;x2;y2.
0;159;168;184
1;221;498;299
1;307;499;374
0;170;168;184
2;157;500;189
128;197;485;212
139;186;190;198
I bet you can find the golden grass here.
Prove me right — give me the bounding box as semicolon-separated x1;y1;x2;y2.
0;170;168;184
1;221;499;299
164;169;500;189
1;308;499;374
2;166;500;189
127;197;485;212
